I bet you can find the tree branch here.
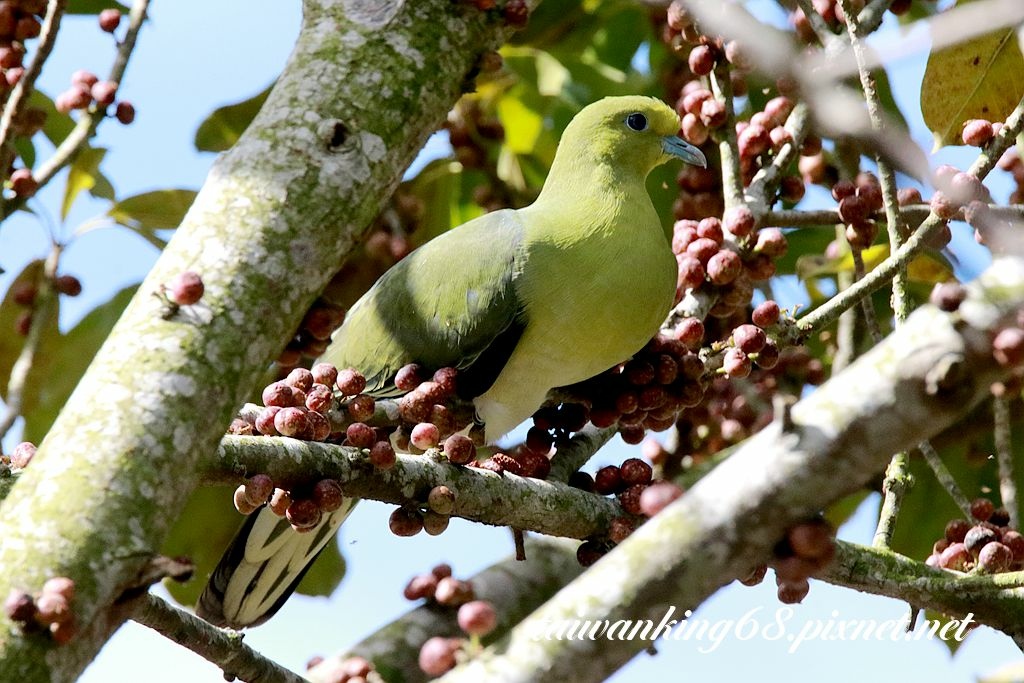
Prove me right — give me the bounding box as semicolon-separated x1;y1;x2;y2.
207;433;625;541
132;594;309;683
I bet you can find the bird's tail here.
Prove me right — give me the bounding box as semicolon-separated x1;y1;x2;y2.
196;498;358;628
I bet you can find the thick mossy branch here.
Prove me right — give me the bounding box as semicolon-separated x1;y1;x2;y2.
307;538;582;683
0;1;531;680
434;258;1024;683
210;433;624;540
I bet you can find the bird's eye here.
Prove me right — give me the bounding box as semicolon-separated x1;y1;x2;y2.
625;112;648;132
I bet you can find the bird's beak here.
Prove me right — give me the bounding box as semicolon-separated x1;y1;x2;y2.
662;135;707;168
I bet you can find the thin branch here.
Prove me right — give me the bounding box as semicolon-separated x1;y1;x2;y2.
795;91;1024;337
0;244;60;440
746;102;811;215
547;424;616;483
873;452;912;548
856;0;895;35
132;593;309;683
919;440;973;519
709;65;744;211
851;247;883;344
0;0;149;220
208;435;626;541
792;0;836;46
994;395;1019;529
0;0;67;173
764;204;1024;227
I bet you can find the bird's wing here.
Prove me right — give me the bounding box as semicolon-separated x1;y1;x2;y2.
326;208;527;399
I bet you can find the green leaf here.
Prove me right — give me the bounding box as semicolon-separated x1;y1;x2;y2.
21;286;136;443
295;534;346;597
497;93;546;155
921;1;1024;148
108;188;197;231
0;261;60;420
13;136;34;168
28;90;75;148
62;147;106;219
194;84;272;152
66;0;129;13
161;486;246;607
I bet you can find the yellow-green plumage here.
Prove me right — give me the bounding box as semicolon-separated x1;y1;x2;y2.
197;96;706;629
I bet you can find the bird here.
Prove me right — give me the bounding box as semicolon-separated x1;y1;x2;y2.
196;95;707;628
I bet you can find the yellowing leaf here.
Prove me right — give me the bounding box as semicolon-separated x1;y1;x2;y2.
796;243;952;285
109;189;197;230
62;147;106;219
498;96;544;155
921;6;1024;149
194;84;272;153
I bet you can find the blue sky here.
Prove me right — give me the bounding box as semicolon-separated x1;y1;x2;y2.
0;1;1019;681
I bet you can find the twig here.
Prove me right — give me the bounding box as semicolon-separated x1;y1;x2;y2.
746;102;811;215
709;64;744;211
132;593;309;683
994;395;1018;529
873;452;912;548
547;424;616;482
763;204;1024;227
856;0;895;35
792;0;836;46
0;244;60;440
850;247;883;344
918;440;973;519
0;0;67;174
839;0;918;549
795;92;1024;338
0;0;149;220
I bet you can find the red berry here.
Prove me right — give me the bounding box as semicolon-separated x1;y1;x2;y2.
404;573;438;600
98;8;121;32
114;101;135;124
389;507;423;537
752;300;780;327
732;324;766;354
312;479;345;512
993;328;1024;368
410;422;440;450
723;206;755;237
978;542;1012;573
346;422;376;449
90;80;118;107
457;600;498;636
5;589;36;623
639;482;683;516
10;441;36;468
418;637;459;677
9;168;36;197
336;367;366;395
594;465;623;495
443;434;476;464
395;363;424;391
369;440;396;469
347;394;375;421
962;119;994;147
274;407;309;438
688;44;715;75
722;348;751;378
167;271;204;305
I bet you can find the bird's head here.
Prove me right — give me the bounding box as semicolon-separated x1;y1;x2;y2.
562;96;707;175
